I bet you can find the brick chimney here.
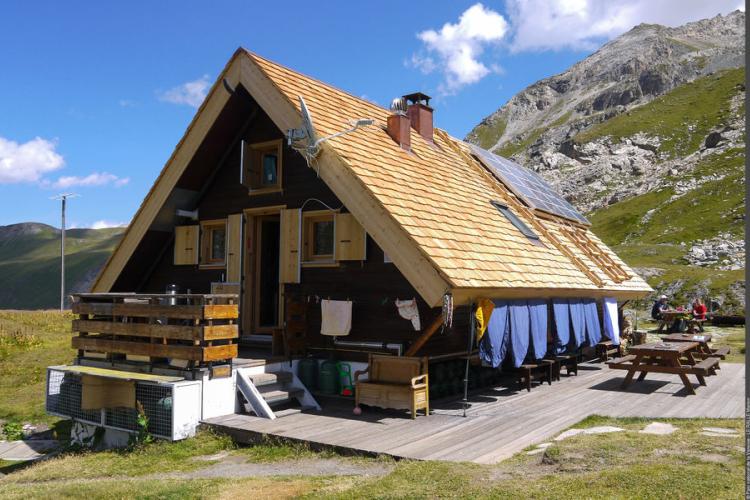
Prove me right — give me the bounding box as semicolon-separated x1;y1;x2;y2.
404;92;433;143
387;98;411;151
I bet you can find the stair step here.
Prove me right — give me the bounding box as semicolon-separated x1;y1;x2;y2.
273;406;316;418
263;389;304;406
250;371;292;387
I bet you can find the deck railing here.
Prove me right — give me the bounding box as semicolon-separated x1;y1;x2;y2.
71;293;239;369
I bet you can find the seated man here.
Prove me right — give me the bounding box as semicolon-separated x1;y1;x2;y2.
692;298;708;332
651;295;670;332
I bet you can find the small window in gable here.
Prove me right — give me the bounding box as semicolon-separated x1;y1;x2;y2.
491;200;539;241
242;140;282;194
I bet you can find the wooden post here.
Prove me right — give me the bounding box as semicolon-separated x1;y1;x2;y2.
405;315;444;357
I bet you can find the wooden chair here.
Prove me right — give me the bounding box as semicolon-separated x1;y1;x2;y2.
354;354;429;419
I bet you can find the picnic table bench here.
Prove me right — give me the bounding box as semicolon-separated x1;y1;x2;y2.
607;341;719;395
515;360;555;392
662;332;730;361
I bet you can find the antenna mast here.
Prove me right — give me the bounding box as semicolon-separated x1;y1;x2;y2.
51;193;79;311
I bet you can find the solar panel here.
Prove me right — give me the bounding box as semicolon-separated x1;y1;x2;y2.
469;144;590;226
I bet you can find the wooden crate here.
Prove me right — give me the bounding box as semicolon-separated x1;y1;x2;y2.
71;293;239;369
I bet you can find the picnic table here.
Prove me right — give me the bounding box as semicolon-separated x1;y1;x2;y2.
607;341;719;395
662;332;730;360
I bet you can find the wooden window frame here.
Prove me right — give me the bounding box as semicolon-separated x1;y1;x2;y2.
244;139;283;195
302;210;338;267
200;219;227;268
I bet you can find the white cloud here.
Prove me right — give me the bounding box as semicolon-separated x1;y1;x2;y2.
158;75;211;108
119;99;137;107
0;136;65;184
45;172;130;189
507;0;744;52
90;220;128;229
411;3;509;94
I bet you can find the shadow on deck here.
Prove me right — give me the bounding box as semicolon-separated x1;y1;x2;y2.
204;362;745;464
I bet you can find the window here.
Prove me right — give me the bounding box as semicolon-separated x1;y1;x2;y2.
200;220;227;266
491;200;539;241
243;140;282;193
303;212;335;263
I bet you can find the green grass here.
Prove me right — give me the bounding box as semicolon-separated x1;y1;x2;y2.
0;310;75;426
10;416;739;499
469;118;507;150
575;67;745;158
0;224;123;309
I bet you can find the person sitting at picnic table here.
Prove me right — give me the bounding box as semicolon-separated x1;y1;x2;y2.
692;298;708;332
651;295;670;332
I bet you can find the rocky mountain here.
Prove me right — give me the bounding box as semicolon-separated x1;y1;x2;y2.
0;223;124;309
467;11;746;313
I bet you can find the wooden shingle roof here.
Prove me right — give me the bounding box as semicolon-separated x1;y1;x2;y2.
247;51;652;302
92;49;651;306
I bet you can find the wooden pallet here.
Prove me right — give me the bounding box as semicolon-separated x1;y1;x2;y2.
71;293;239;369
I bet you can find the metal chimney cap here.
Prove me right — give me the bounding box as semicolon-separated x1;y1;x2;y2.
389;97;407;115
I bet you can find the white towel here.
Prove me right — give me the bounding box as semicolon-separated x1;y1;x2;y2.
395;298;421;331
321;299;352;336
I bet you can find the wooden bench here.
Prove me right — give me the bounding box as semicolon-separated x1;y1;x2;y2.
515;360;554;392
547;354;578;380
595;340;623;362
710;346;730;360
354;354;429;419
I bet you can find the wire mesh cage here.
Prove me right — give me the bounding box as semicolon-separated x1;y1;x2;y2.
47;368;177;439
104;384;173;438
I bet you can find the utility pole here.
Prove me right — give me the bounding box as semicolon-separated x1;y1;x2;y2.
51;193;79;311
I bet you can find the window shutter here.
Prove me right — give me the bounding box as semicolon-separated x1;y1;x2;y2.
279;208;301;283
241;143;262;190
174;225;199;265
226;213;243;282
334;213;366;261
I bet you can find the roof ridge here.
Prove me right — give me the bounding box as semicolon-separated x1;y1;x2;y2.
241;48;390;117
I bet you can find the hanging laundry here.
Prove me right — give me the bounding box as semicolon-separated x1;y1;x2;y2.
479;300;509;368
474;298;495;341
528;299;548;360
321;299;352;336
602;297;620;346
509;300;530;368
568;300;586;348
583;299;603;346
395;298;421;331
552;299;571;352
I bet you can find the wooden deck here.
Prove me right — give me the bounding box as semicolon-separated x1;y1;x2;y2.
204;362;744;464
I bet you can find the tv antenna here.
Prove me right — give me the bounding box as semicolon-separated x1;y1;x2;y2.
287;95;374;166
50;193;80;311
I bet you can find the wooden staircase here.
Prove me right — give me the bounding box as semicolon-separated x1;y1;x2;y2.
236;368;318;419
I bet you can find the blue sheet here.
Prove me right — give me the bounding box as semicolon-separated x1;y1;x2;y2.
552;299;570;351
479;300;509;368
603;297;620;346
528;299;548;360
509;300;530;368
568;300;586;348
583;299;602;346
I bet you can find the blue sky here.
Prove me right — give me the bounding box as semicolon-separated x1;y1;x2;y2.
0;0;741;228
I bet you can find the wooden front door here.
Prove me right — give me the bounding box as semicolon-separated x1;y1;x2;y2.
242;209;282;335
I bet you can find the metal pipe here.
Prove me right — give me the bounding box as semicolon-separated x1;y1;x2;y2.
332;337;403;356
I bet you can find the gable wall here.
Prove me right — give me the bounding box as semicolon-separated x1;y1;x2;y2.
113;89;468;354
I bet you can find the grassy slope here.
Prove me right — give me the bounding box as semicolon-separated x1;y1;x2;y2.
0;225;123;309
589;147;745;309
0;311;75;425
576;67;745;158
582;69;746;310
